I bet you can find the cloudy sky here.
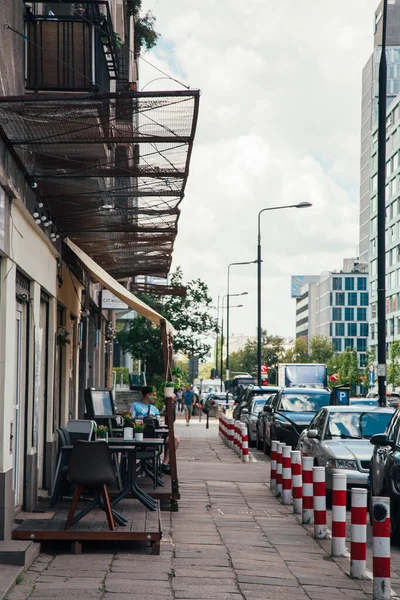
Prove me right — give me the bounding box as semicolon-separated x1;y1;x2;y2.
140;0;378;339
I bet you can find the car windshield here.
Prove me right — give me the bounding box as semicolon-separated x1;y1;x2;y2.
281;393;330;412
252;399;267;414
327;411;392;439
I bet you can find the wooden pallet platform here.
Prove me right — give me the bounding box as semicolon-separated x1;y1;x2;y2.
12;498;162;554
141;473;180;502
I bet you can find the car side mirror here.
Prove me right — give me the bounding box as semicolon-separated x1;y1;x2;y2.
370;433;395;447
307;429;319;439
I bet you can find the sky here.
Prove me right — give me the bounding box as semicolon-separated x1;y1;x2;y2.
140;0;378;339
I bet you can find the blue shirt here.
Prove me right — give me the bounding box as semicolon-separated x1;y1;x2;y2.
182;391;194;405
130;401;160;419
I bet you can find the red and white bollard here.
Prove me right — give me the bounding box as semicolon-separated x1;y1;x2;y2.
290;450;302;515
270;441;278;493
220;415;225;442
331;473;347;556
372;496;391;600
241;424;249;463
276;442;285;498
234;421;239;453
313;466;327;539
350;487;367;579
228;419;234;448
282;445;293;505
302;456;314;524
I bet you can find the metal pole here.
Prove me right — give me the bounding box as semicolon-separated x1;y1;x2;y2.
257;215;262;385
377;0;388;407
226;267;230;381
220;306;224;391
215;296;220;377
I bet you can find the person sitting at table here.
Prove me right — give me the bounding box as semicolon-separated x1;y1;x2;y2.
131;386;180;474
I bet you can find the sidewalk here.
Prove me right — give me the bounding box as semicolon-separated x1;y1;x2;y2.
4;417;378;599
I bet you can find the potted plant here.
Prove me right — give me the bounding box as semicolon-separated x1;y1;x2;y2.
95;424;108;441
133;422;145;442
121;411;133;427
163;381;175;398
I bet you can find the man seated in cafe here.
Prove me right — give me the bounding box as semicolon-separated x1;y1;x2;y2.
131;386;180;474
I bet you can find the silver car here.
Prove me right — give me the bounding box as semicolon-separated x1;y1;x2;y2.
297;405;394;490
240;396;268;447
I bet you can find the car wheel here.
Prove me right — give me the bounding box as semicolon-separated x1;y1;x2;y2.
263;435;270;455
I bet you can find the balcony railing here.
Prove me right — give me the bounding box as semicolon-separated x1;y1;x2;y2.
24;0;119;93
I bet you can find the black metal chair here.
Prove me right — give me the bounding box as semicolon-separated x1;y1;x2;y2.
51;428;72;506
65;440;116;531
137;423;164;489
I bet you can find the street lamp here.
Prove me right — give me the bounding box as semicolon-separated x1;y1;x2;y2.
226;261;256;381
257;201;312;385
219;294;246;390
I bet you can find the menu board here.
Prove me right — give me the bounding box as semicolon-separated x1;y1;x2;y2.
91;389;114;416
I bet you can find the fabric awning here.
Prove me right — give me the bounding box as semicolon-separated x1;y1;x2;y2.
65;237;172;331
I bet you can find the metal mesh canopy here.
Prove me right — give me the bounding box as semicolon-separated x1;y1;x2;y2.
0;90;199;278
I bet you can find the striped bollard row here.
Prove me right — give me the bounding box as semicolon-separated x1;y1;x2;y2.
241;424;249;463
276;442;285;498
227;419;234;448
282;445;292;505
290;451;302;514
313;466;327;539
270;441;278;493
302;456;313;524
331;473;347;557
372;496;390;600
351;488;367;579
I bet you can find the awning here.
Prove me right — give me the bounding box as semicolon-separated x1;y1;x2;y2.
65;237;172;331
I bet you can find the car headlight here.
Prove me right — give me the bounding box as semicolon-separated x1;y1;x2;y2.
325;459;357;470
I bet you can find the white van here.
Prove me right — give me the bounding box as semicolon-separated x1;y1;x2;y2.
199;378;223;402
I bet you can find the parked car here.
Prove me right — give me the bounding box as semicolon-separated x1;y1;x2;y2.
386;392;400;408
203;393;234;416
263;387;331;454
240;396;268;447
298;405;394;490
256;394;277;451
233;385;280;420
369;407;400;536
350;397;379;407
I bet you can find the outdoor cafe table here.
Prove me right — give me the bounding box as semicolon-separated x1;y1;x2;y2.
61;438;164;518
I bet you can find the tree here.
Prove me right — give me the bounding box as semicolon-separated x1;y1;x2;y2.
126;0;159;52
284;338;309;363
116;267;218;383
388;340;400;390
338;347;361;393
309;336;334;364
228;330;285;376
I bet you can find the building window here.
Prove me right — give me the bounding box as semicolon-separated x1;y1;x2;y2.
348;323;357;336
332;307;342;321
348;292;358;306
335;292;345;306
359;353;367;367
332;277;342;291
345;308;354;321
357;308;367;321
335;323;344;336
359;323;368;337
360;293;369;306
344;338;354;350
357;338;367;352
345;277;354;291
371;323;375;340
329;323;333;336
333;338;342;352
357;277;367;291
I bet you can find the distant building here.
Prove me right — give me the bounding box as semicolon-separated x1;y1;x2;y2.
292;259;369;367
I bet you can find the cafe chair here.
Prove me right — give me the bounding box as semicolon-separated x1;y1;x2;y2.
65;440;116;531
66;419;96;444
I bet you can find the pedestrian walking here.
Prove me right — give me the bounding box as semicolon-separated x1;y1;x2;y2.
182;384;195;426
175;387;183;414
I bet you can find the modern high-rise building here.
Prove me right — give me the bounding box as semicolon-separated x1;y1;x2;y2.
292;259;369;367
359;0;400;263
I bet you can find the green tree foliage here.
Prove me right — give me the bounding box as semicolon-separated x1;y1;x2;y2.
126;0;159;51
116;267;217;383
309;335;335;364
229;330;285;376
337;347;361;393
388;340;400;389
284;338;309;363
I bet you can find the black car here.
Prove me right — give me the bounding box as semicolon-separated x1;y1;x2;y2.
256;394;277;451
370;408;400;536
233;386;280;420
263;387;331;454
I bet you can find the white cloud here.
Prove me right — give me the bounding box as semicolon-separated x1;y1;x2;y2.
141;0;377;337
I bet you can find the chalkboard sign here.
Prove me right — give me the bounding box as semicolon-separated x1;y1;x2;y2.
84;388;115;418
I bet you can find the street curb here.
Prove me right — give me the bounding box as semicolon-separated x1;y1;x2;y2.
0;565;24;600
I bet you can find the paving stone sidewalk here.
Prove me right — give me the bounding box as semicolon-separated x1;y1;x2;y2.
5;419;378;599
